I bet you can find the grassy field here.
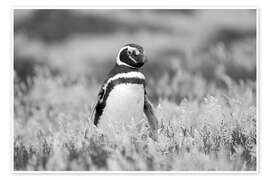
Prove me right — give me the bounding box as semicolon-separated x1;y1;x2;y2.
14;10;257;171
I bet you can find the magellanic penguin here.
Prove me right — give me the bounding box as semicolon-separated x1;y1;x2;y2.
90;43;159;141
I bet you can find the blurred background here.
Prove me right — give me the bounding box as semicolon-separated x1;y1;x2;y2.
14;9;256;103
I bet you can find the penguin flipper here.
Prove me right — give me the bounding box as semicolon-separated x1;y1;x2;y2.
90;87;105;126
144;95;159;140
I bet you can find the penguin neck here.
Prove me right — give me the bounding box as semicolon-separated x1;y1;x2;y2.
115;64;140;71
107;64;142;79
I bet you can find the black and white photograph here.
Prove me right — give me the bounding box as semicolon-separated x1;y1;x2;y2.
13;9;257;172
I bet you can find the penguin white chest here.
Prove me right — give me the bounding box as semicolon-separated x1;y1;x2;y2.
99;83;145;131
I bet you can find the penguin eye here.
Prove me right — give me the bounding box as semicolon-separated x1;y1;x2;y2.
127;49;132;56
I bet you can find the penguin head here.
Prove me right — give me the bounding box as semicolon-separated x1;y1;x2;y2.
116;43;148;68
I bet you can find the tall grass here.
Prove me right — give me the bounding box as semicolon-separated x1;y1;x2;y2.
14;67;256;171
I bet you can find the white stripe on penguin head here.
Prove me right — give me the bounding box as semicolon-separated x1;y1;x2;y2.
116;46;140;67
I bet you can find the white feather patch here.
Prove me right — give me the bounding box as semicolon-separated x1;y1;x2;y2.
98;83;145;141
102;71;145;93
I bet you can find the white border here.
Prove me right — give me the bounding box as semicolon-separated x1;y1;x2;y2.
10;7;259;175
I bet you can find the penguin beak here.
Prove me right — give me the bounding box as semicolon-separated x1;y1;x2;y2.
135;54;148;68
143;55;148;64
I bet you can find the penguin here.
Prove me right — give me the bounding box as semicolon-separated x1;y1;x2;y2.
90;43;158;141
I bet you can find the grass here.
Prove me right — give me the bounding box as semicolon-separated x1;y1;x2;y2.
14;67;256;171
